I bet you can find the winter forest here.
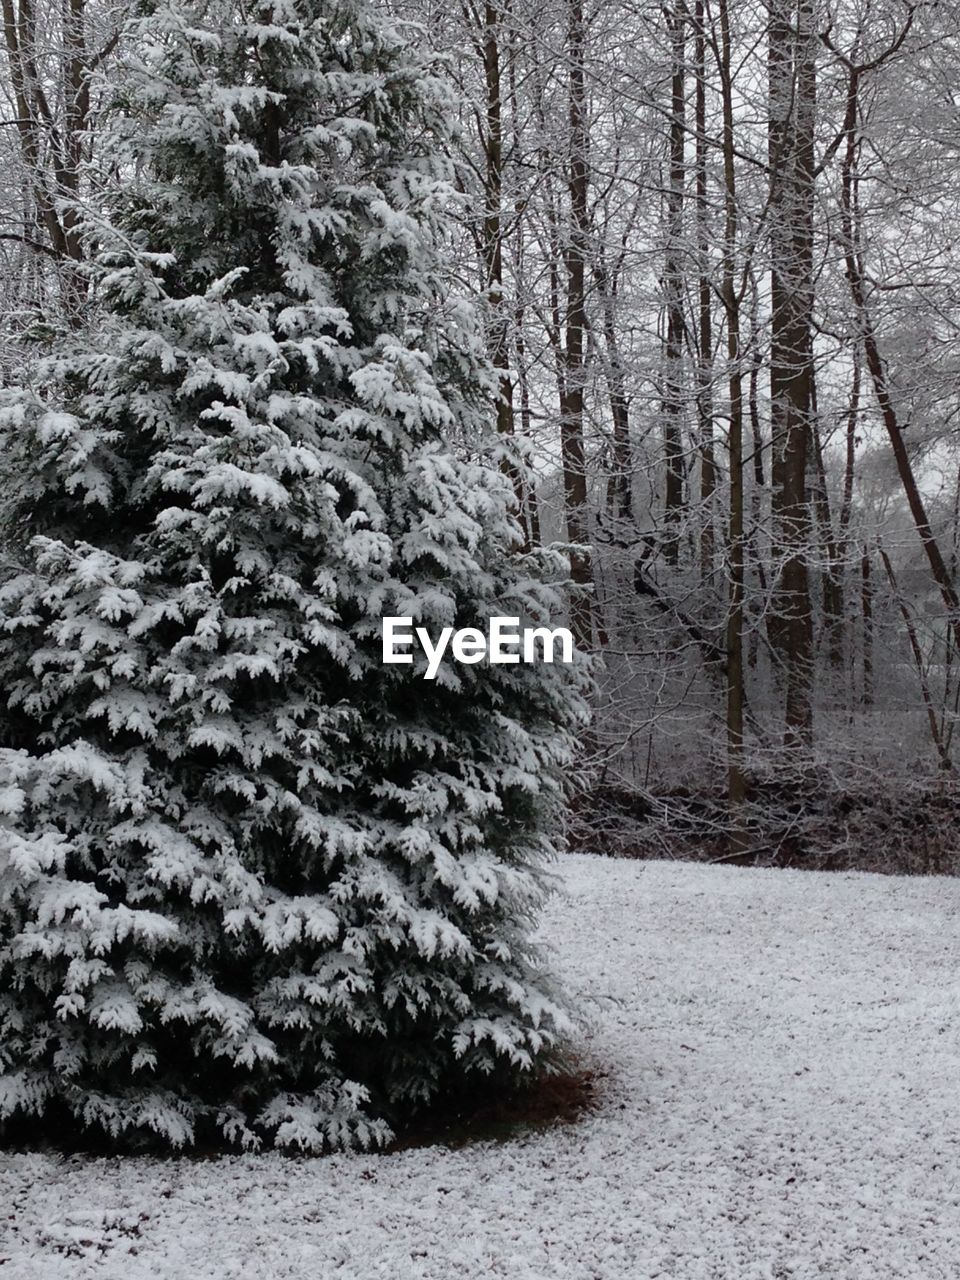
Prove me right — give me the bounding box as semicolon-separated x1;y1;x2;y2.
1;0;958;1275
6;0;957;869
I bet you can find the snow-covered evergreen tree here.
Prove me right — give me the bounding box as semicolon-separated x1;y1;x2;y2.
0;0;587;1151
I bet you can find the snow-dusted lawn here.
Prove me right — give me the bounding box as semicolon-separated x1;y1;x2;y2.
3;854;959;1279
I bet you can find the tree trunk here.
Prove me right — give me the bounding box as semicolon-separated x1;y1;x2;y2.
861;548;873;707
768;0;815;749
662;2;686;564
0;0;95;316
482;0;512;438
718;0;747;833
480;0;531;538
595;254;634;524
560;0;595;651
694;0;715;579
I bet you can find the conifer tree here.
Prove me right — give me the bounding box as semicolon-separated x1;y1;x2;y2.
0;0;586;1151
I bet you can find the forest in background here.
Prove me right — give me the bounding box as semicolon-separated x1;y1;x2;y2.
4;0;960;872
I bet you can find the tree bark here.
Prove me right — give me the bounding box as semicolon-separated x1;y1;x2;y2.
718;0;747;831
768;0;815;749
861;548;873;707
662;2;686;564
560;0;595;650
694;0;715;578
595;253;634;524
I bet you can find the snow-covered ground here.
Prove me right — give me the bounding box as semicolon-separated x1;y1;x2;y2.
3;854;959;1279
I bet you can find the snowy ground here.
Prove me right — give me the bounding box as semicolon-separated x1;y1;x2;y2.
2;854;959;1279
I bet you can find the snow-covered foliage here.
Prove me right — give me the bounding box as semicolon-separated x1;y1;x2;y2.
0;0;588;1152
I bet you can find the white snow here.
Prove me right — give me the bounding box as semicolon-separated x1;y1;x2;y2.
2;854;959;1279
